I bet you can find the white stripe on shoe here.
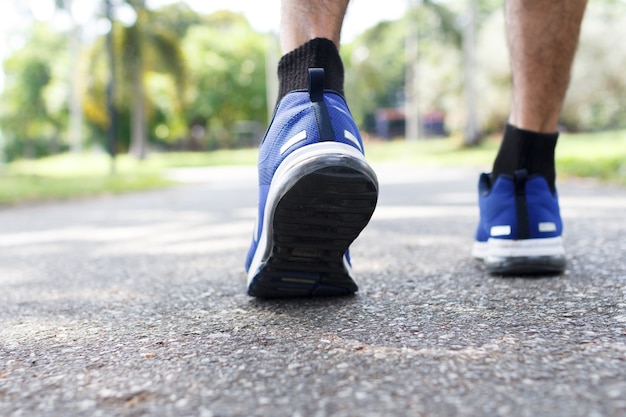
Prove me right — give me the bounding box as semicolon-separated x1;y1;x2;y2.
538;222;557;232
490;225;511;237
344;130;362;152
280;130;307;154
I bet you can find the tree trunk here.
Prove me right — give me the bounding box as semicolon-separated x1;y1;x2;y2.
129;54;147;159
105;0;117;174
69;23;83;154
128;0;148;160
463;0;480;145
405;1;420;141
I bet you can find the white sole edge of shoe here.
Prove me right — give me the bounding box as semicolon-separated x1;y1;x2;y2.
472;236;565;261
247;142;375;286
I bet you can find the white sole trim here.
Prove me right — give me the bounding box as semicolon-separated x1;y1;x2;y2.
247;142;376;285
472;236;565;261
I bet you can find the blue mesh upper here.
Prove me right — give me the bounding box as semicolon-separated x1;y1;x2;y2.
245;89;363;272
258;91;364;186
475;173;563;242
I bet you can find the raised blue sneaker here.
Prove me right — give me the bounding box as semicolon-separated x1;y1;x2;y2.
245;68;378;297
472;169;566;274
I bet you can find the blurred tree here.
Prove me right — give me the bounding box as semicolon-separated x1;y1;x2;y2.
477;0;626;133
121;0;187;159
343;20;406;133
182;11;268;149
81;6;267;153
0;23;68;160
146;1;203;38
5;0;625;161
562;1;626;130
54;0;86;154
81;1;191;156
343;2;464;138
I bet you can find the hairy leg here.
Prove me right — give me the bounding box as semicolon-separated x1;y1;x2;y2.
281;0;350;53
475;1;587;274
506;0;587;132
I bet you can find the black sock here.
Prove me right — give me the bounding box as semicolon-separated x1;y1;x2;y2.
276;38;345;105
492;123;559;193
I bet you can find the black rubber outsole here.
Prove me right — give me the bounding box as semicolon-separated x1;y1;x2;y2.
485;256;566;276
248;166;378;298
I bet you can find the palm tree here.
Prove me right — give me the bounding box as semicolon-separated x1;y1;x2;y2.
408;0;479;145
120;0;186;159
52;0;85;154
462;0;479;146
105;0;118;173
402;0;462;142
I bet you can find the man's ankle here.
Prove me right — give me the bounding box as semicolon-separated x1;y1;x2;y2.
276;38;344;105
492;123;558;193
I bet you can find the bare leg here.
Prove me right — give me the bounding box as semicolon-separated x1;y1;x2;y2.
280;0;350;53
506;0;587;133
477;0;588;275
492;0;587;187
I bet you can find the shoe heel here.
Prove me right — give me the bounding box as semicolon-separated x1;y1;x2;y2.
248;166;378;297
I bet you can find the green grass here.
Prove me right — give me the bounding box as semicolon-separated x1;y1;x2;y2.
365;129;626;184
1;130;624;205
364;133;498;167
553;130;626;182
0;173;170;205
0;153;169;206
0;149;261;206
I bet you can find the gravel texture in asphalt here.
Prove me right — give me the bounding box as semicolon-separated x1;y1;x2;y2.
1;165;625;417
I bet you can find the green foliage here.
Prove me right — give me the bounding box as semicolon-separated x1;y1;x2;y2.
0;172;171;205
182;11;267;149
2;129;623;206
476;1;626;133
554;130;626;183
368;130;626;184
561;2;626;131
343;3;464;133
3;0;626;164
77;6;267;154
141;2;202;38
78;1;194;154
0;152;171;205
343;20;407;129
421;0;463;48
0;23;68;160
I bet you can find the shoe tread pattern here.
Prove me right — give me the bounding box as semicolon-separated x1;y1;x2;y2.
248;166;377;297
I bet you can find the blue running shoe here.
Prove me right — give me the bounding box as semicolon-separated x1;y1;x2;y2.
472;169;566;274
245;68;379;297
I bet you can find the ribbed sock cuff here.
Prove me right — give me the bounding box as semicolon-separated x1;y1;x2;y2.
276;38;344;105
492;123;559;192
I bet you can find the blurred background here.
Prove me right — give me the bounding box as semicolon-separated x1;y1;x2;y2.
1;0;625;203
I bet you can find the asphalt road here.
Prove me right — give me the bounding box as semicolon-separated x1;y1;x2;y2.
1;164;625;417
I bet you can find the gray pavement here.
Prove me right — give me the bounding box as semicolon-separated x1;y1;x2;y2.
1;164;625;417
